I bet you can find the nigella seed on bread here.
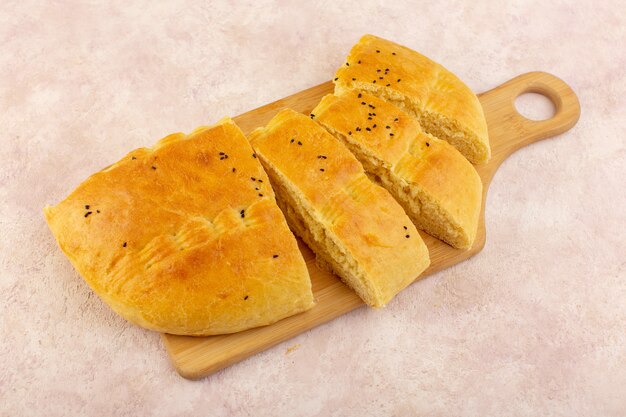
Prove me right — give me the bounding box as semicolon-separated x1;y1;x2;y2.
333;34;490;164
248;109;430;307
312;91;482;249
44;118;314;335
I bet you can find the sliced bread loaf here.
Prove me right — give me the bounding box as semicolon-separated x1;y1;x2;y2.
248;109;430;307
312;91;482;249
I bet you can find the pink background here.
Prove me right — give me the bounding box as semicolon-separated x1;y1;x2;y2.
1;1;625;416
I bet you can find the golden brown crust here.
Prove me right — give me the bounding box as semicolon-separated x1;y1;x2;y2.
333;34;490;164
248;109;430;307
312;91;421;166
44;118;314;335
312;91;482;248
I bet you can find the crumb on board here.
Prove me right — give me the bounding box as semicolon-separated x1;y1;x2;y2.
285;343;301;355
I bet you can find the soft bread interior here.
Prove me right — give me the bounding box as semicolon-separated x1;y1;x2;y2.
255;153;390;307
335;82;488;165
318;123;472;249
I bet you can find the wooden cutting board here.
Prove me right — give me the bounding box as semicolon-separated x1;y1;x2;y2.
162;71;580;379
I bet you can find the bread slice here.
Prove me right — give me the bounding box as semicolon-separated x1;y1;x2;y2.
333;34;490;164
311;91;482;249
44;118;314;336
248;109;430;307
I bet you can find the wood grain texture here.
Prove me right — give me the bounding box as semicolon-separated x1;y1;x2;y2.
162;71;580;379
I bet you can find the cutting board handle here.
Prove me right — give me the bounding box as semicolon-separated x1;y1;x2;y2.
478;71;581;167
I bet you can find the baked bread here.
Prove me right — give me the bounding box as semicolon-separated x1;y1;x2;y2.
248;109;430;307
333;34;490;164
311;91;482;249
44;118;314;336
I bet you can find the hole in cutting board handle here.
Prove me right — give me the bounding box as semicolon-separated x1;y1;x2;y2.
514;92;556;121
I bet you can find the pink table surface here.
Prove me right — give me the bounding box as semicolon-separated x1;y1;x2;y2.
1;1;625;416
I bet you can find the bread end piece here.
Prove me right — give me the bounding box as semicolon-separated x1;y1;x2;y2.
334;34;490;165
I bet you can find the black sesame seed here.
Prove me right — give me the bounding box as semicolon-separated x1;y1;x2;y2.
259;193;263;197
358;60;361;64
348;131;352;135
385;68;389;72
232;167;236;172
426;142;430;147
386;125;391;129
96;210;100;213
373;124;377;128
151;166;156;170
358;93;362;98
397;78;401;82
297;141;302;146
394;118;399;121
403;226;408;230
372;80;376;83
369;104;375;109
377;69;381;73
240;210;245;218
310;113;315;119
273;254;279;258
334;77;338;81
85;205;90;209
131;156;136;160
123;242;127;247
258;179;263;183
290;138;295;143
255;187;259;190
320;168;325;172
84;211;92;218
390;133;394;137
392;52;396;55
345;62;349;66
219;152;225;155
386;84;391;87
368;117;372;120
352;77;356;81
366;127;371;131
252;153;257;158
379;76;383;80
244;295;249;300
251;177;256;181
361;101;366;105
405;234;410;238
376;50;380;53
356;127;361;131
